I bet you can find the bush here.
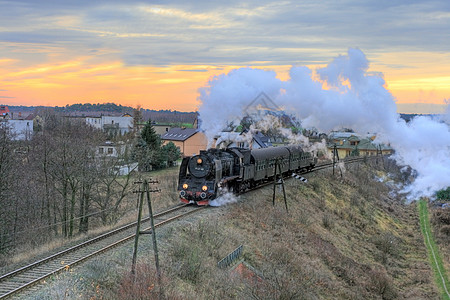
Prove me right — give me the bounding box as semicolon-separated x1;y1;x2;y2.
117;264;161;300
372;232;401;264
369;268;397;300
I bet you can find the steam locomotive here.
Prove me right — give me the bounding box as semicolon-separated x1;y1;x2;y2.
178;146;317;205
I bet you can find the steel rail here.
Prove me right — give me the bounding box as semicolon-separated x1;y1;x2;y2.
0;204;203;299
241;155;382;195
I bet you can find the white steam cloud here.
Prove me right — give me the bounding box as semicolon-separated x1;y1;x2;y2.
198;48;450;200
209;190;239;207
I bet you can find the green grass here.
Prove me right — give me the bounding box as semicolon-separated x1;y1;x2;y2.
418;199;450;300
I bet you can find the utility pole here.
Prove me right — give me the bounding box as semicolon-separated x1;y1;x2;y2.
332;144;343;178
131;178;162;296
333;144;339;176
272;157;288;212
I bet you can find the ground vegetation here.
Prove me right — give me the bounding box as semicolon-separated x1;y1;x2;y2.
26;157;444;299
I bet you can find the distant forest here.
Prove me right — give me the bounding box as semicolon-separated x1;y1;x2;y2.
8;103;198;124
6;103;435;125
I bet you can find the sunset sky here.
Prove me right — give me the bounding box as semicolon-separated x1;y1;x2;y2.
0;1;449;113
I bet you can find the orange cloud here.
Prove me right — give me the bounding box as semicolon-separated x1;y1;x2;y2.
371;51;450;105
1;53;448;113
0;58;238;110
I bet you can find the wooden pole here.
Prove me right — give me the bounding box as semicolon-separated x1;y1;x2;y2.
145;180;162;291
272;158;277;207
131;182;145;275
333;145;336;176
272;158;288;212
130;179;162;298
280;162;288;213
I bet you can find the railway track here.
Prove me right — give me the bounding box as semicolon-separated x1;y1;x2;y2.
0;203;204;299
311;155;375;172
241;155;380;195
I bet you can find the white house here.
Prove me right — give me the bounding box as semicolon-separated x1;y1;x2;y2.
102;115;133;135
85;116;102;130
96;141;137;175
85;114;133;135
0;119;33;140
97;141;126;157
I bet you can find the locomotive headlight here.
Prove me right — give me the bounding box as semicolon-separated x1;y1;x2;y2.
202;185;208;191
197;158;203;164
182;183;188;189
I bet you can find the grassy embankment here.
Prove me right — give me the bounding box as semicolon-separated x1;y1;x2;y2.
418;199;450;300
26;159;441;299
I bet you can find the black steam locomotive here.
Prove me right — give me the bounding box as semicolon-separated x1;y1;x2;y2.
178;146;317;205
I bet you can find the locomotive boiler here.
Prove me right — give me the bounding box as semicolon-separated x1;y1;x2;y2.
178;146;316;205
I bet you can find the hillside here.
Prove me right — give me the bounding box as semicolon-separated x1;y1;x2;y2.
7;103;197;124
28;158;440;299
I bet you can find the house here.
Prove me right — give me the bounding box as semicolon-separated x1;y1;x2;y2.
97;141;126;157
161;127;208;156
153;123;171;135
85;114;133;135
214;131;272;149
0;119;33;140
85;116;102;130
327;132;393;159
96;141;137;175
0;106;33;140
0;105;10;119
101;115;133;135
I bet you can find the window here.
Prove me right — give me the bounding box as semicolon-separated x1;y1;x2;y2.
99;147;104;154
108;148;113;154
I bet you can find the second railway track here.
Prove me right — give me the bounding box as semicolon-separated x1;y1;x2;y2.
0;203;204;299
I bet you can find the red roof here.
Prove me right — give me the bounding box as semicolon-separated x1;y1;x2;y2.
0;105;9;116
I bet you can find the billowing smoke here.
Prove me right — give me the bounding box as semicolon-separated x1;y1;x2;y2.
197;48;450;200
209;189;239;207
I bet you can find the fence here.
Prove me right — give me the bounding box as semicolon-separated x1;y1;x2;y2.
217;245;244;269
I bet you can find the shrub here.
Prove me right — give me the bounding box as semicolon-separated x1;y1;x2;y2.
117;264;168;300
369;268;397;300
372;232;401;264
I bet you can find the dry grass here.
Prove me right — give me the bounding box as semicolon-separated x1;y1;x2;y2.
22;158;441;299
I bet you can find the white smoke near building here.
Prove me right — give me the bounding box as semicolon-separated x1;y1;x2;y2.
197;68;283;147
197;48;450;200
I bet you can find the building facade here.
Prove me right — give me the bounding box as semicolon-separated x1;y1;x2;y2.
161;128;208;157
327;132;393;159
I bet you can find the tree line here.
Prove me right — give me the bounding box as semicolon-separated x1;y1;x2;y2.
7;103;198;124
0;109;180;261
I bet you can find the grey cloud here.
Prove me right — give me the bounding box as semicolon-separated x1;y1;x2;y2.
0;0;449;66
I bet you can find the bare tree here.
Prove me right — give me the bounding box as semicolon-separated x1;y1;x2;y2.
93;155;134;225
0;126;17;254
